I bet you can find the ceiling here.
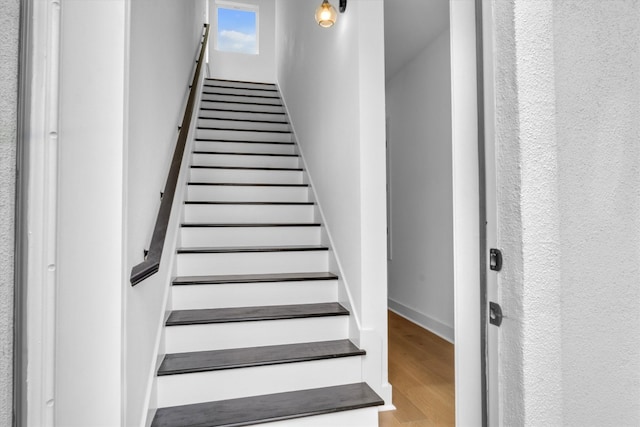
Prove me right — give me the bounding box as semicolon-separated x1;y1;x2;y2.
383;0;449;81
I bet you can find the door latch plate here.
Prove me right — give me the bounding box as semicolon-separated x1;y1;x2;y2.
489;248;503;271
489;302;503;327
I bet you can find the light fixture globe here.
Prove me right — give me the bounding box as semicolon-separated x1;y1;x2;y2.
315;0;337;28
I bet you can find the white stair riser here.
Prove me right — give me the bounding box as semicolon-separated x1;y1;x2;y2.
201;93;283;106
183;204;314;223
196;128;293;143
199;109;287;122
192;153;299;169
198;118;290;132
177;250;328;276
190;168;303;184
205;80;277;90
201;101;285;113
164;316;349;353
187;185;308;203
203;86;279;97
171;280;338;310
194;140;296;155
248;408;379;427
157;357;363;407
181;226;321;247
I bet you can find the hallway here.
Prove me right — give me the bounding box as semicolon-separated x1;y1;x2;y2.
380;311;455;426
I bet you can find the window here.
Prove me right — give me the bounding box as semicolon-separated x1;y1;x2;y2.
215;2;259;55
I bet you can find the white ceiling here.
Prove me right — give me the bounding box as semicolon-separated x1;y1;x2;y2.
383;0;449;81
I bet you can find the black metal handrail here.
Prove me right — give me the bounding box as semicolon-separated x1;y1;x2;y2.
130;23;210;286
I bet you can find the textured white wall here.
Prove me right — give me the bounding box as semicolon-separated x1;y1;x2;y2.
0;0;19;424
493;1;640;425
554;1;640;424
208;0;276;83
126;1;206;425
385;29;454;342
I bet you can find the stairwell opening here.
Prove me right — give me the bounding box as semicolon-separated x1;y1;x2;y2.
383;0;458;424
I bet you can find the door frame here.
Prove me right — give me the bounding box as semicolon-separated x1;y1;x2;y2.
14;0;61;425
450;0;495;424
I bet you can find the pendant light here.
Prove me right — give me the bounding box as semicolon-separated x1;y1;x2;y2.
315;0;347;28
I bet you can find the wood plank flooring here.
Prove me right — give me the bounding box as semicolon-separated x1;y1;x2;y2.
379;311;455;427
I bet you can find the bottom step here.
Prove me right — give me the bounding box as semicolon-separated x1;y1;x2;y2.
151;383;383;427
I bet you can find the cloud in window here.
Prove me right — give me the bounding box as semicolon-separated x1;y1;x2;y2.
218;30;257;54
216;7;258;55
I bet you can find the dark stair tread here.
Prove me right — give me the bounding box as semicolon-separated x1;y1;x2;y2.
173;272;338;285
197;127;291;134
201;91;281;99
199;107;285;115
184;201;314;205
181;223;321;228
151;382;383;427
200;99;283;107
166;302;349;326
193;151;298;157
177;245;328;254
187;182;308;187
190;165;302;171
203;84;278;93
158;340;364;376
195;138;294;145
205;78;277;86
198;117;288;124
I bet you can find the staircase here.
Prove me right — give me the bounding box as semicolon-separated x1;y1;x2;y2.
150;78;384;427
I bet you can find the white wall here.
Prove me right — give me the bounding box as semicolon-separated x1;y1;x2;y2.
208;0;276;83
276;0;362;327
493;1;640;425
0;0;19;424
385;29;454;342
52;1;207;425
56;1;127;425
275;0;390;403
125;1;206;425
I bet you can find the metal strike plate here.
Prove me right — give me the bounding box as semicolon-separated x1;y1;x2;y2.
489;302;503;327
489;248;503;271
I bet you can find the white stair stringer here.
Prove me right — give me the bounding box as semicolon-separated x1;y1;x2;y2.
180;225;321;247
164;315;349;353
193;140;296;155
186;183;308;202
157;356;363;407
189;166;303;184
199;109;287;122
200;100;284;113
176;249;329;276
197;118;291;132
192;152;299;168
183;202;314;223
150;78;382;427
171;278;338;310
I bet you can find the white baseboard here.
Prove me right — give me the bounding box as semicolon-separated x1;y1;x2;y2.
388;299;455;344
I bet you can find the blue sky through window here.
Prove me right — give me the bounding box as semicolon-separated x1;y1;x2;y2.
217;7;258;54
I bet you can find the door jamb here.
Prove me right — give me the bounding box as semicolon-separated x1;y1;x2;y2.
450;0;489;424
14;0;33;424
474;0;489;425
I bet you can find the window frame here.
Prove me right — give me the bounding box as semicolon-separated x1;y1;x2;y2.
214;1;260;55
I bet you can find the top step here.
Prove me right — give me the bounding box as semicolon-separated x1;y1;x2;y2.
205;78;277;91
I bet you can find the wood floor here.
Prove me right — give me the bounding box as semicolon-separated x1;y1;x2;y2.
379;311;455;427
